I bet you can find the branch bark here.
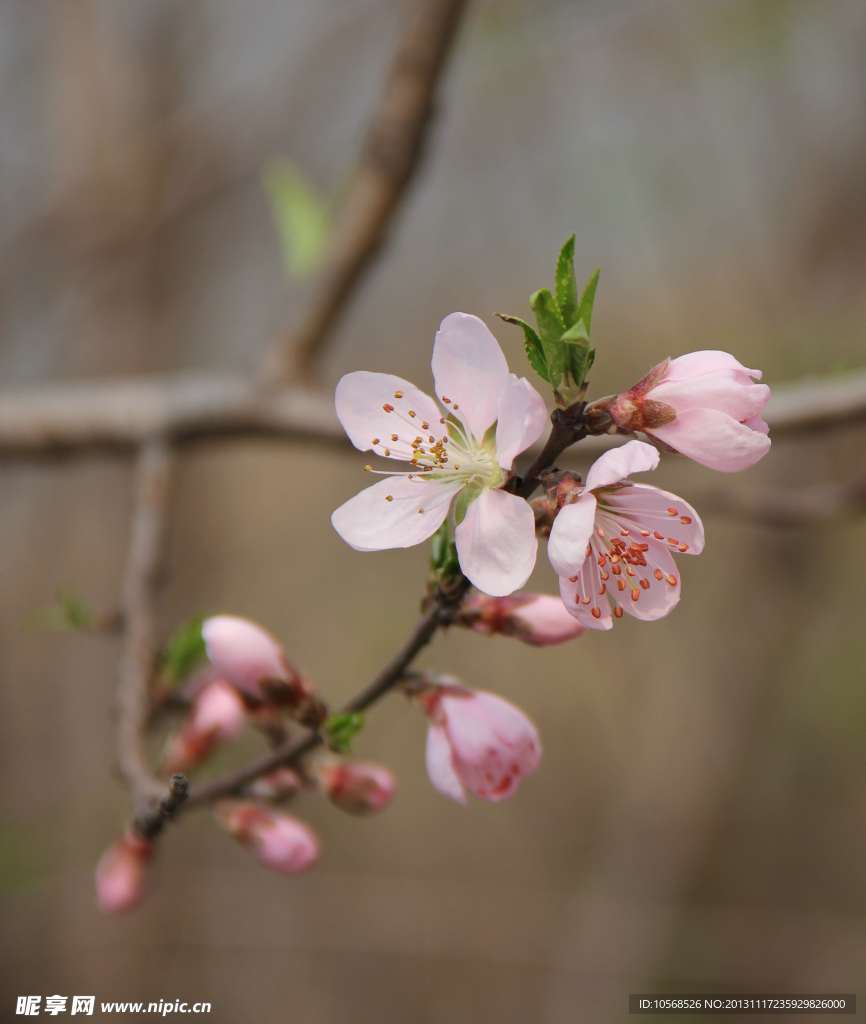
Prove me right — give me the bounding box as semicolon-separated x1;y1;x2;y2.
260;0;471;382
115;438;177;828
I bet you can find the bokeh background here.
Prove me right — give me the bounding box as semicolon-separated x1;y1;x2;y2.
1;0;866;1021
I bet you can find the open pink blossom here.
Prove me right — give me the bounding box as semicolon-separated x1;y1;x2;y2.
457;593;586;646
603;351;770;472
162;679;246;774
214;800;319;874
310;758;396;816
547;440;704;630
331;313;548;596
420;680;541;805
95;831;154;915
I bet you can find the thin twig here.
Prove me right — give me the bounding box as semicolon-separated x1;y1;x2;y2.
0;366;863;458
180;578;471;813
260;0;471;383
115;438;176;828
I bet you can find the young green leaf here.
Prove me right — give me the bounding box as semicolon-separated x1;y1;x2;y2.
163;614;207;687
25;588;94;633
324;712;366;754
575;267;600;336
495;313;549;382
554;233;578;328
530;288;567;387
263;158;331;277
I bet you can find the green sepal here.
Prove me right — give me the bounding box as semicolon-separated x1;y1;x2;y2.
162;614;207;687
324;712;365;754
430;520;461;581
554;234;578;327
454;486;480;526
495;313;549;382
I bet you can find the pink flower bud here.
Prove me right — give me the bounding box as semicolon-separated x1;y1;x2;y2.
420;681;541;805
310;758;396;816
214;800;319;874
457;593;586;646
599;351;771;473
95;832;154;915
246;767;302;801
201;615;326;726
162;680;246;774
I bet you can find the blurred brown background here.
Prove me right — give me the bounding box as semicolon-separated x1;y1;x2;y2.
1;0;866;1021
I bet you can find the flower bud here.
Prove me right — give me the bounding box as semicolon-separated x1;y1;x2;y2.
95;831;154;915
309;757;396;816
201;615;327;726
214;800;319;874
246;767;302;801
457;593;585;646
162;680;246;774
418;679;541;805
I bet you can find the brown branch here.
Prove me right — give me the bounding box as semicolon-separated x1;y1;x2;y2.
179;577;471;814
0;366;864;459
260;0;471;383
115;438;177;828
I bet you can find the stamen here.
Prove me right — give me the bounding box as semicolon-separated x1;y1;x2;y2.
667;507;677;516
612;564;621;576
442;396;451;403
383;404;394;413
591;607;601;619
668;538;678;545
631;589;640;602
582;596;591;605
383;449;391;456
617;579;626;592
600;570;609;581
408;411;416;418
597;527;605;539
640;530;650;537
678;543;689;552
394;391;403;399
654;531;664;540
391;434;398;441
666;574;677;586
372;438;379;445
654;568;664;581
640;579;650;590
364;465;372;471
586;545;592;557
568;576;578;583
620;529;630;536
614;606;623;618
385;495;393;502
421;422;429;430
680;516;692;525
598;584;606;596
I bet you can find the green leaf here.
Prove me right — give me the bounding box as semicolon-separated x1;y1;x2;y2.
263;158;331;277
530;288;567;387
495;313;549;382
560;320;589;345
575;267;600;337
324;712;365;754
25;588;94;633
554;234;578;327
162;614;207;687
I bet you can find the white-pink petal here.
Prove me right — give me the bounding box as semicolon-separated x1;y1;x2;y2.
650;409;771;472
331;475;462;552
432;313;510;443
604;483;705;554
454;487;537;596
584;439;660;492
425;723;466;805
652;371;770;422
559;562;613;630
664;350;762;383
494;374;548;470
547;494;597;578
335;371;443;461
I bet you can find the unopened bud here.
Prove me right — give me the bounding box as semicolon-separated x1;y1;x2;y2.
457;593;586;646
214;800;319;874
246;767;302;801
162;680;246;774
309;757;396;816
541;469;583;513
201;615;327;727
95;831;154;915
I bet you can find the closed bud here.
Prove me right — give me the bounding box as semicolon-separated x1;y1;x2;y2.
309;757;396;816
214;800;319;874
95;831;154;915
162;680;246;774
246;767;302;801
201;615;327;727
456;593;585;646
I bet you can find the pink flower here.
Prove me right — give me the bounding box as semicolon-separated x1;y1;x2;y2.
95;832;154;915
310;758;396;816
604;351;770;472
201;615;325;725
331;313;548;596
457;593;586;646
420;681;541;805
547;440;704;630
214;801;319;874
162;680;246;774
